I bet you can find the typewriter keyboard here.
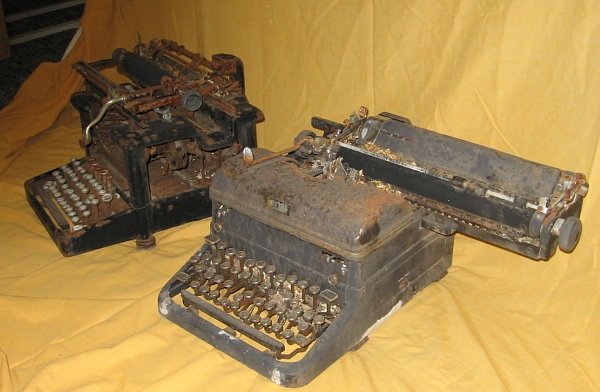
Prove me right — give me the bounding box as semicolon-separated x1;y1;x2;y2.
174;237;342;360
33;157;128;232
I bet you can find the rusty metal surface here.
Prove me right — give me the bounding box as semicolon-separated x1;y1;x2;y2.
211;150;417;260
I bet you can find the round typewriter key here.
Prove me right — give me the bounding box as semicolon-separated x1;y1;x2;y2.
275;306;287;317
264;300;277;312
212;257;223;268
216;242;227;262
72;224;83;231
243;290;255;301
286;312;298;325
228;300;240;312
70;216;80;223
201;253;212;263
189;280;201;294
58;178;66;185
308;286;321;309
67;211;77;218
193;262;207;274
198;285;210;297
203;270;215;281
249;314;261;328
248;276;261;287
245;259;256;272
235;250;247;269
282;290;294;303
253;297;266;309
265;264;276;276
220;261;232;275
266;288;278;300
282;329;294;341
239;310;251;324
260;280;272;291
225;247;236;263
239;270;251;281
260;317;272;329
303;309;315;322
297;280;309;302
222;279;234;290
297;321;311;336
208;290;220;301
287;275;298;292
217;297;229;308
232;292;244;303
212;274;225;285
291;305;304;317
271;322;283;335
256;260;266;271
230;266;241;278
61;183;70;190
52;170;61;177
275;274;286;285
313;314;325;326
82;210;91;218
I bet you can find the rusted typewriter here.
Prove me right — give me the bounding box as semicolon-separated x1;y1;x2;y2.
159;108;588;387
25;39;263;256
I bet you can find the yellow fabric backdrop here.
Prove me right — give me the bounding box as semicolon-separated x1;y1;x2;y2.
0;1;598;390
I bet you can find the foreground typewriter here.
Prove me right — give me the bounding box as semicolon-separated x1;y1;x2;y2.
25;39;263;256
159;108;588;387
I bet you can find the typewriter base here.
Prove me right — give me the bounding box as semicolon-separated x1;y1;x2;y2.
25;157;212;256
159;229;453;387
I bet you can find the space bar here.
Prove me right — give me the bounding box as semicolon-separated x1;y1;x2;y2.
36;186;70;230
181;290;285;353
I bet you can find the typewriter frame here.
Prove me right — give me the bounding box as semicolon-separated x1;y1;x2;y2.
159;151;453;387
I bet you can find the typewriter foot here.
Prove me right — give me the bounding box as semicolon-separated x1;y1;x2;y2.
136;236;157;249
350;336;369;352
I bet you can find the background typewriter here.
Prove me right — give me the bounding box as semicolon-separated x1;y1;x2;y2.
24;39;263;256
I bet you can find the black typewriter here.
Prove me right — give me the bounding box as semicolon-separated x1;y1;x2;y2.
24;39;263;256
159;108;588;387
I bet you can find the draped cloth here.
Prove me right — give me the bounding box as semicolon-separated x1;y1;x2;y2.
0;1;598;390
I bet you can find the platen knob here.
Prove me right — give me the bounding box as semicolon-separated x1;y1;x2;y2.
556;216;583;253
